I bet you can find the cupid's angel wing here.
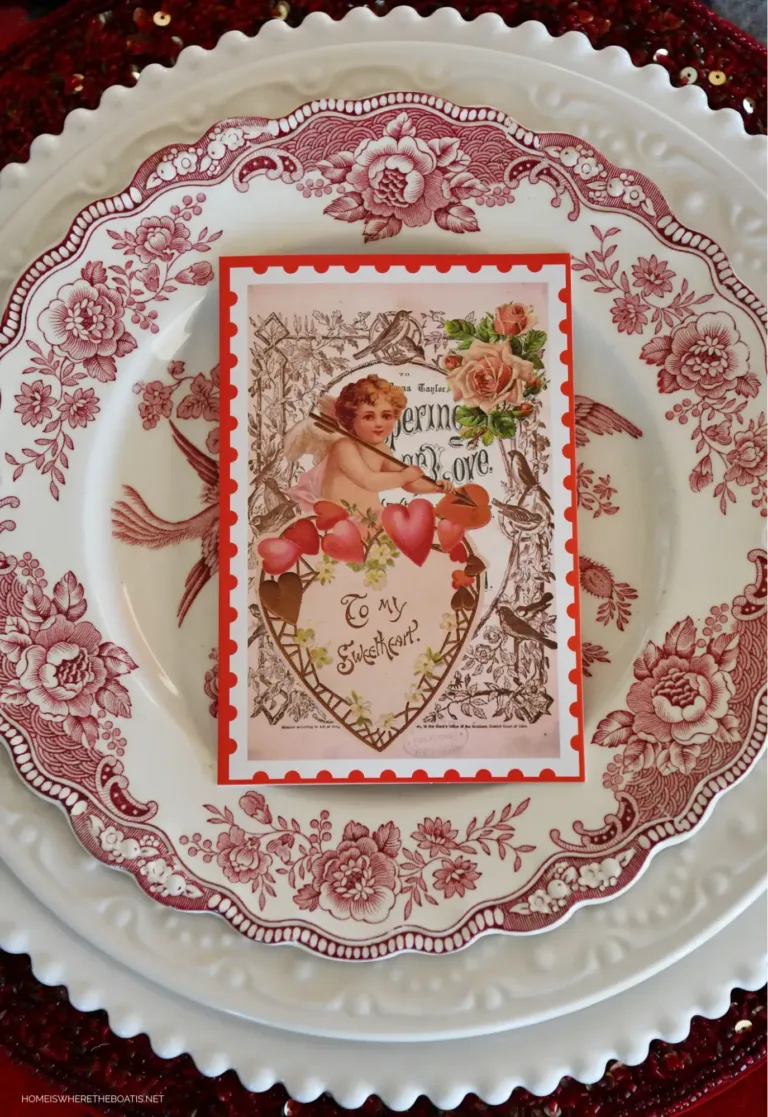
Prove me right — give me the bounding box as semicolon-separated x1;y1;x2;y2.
317;394;337;419
284;415;341;463
573;395;643;447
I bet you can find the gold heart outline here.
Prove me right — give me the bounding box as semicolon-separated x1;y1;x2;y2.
257;527;482;752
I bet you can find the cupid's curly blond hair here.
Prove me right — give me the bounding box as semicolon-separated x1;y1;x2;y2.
335;375;407;433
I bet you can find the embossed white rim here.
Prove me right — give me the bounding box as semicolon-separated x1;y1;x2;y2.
0;851;764;1107
0;4;764;1068
0;9;765;206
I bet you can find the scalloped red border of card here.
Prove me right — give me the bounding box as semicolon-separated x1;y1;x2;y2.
218;255;583;785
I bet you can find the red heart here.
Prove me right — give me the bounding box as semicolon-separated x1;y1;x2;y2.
452;568;475;589
314;501;349;531
449;542;468;563
282;518;320;555
258;537;303;575
435;484;492;529
381;499;435;567
437;519;465;554
322;519;365;564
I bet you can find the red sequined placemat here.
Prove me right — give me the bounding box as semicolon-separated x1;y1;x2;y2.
0;2;765;1114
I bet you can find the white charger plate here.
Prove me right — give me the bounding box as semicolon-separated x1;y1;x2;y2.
0;7;764;1049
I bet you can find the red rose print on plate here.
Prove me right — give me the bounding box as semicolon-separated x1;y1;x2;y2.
596;615;741;783
184;801;535;924
303;822;401;923
130;216;192;263
318;112;485;242
0;558;137;757
574;228;765;516
216;825;274;887
647;312;750;402
14;381;55;427
725;415;767;487
38;269;135;382
4;198;221;502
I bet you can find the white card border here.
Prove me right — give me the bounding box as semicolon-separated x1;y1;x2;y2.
223;260;581;781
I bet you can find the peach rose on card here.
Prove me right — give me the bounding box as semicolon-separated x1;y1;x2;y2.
446;339;536;414
493;302;537;337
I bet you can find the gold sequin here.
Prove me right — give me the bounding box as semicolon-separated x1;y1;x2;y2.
708;70;727;86
71;73;84;93
679;66;698;85
271;1;290;18
743;96;756;114
735;1019;753;1032
153;10;171;25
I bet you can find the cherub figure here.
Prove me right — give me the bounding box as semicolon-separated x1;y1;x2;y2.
285;374;450;521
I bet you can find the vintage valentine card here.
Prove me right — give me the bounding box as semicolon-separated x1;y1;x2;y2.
219;256;583;784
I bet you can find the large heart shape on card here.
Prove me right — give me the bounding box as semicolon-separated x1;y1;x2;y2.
258;523;483;751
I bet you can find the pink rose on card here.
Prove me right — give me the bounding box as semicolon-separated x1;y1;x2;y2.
446;339;536;414
493;302;537;337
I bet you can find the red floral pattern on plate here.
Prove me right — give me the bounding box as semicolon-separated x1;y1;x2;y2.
0;559;135;749
579;557;638;632
0;552;150;820
573;227;766;516
181;798;534;922
599;619;739;775
316;112;484;241
4;200;220;502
